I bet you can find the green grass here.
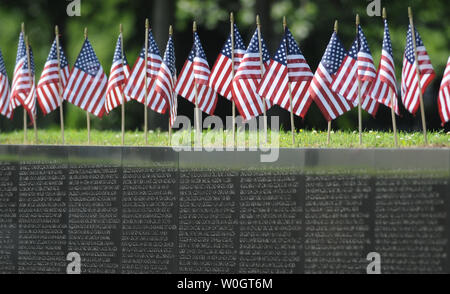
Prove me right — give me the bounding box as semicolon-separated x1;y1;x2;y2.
0;128;449;148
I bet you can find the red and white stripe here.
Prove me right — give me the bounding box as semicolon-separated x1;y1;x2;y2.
155;64;177;127
258;60;312;118
401;46;435;115
309;63;352;121
357;51;377;82
124;54;166;114
288;54;314;81
438;57;450;125
351;81;379;116
63;67;108;117
371;50;399;114
0;74;11;119
193;56;211;86
175;59;217;115
209;49;245;99
10;58;33;112
232;53;271;121
105;61;130;114
10;66;36;120
332;56;379;117
36;60;70;115
21;80;37;119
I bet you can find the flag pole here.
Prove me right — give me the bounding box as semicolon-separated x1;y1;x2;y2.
283;16;296;146
328;20;339;146
193;21;201;142
21;23;27;144
256;15;268;144
55;25;65;145
389;87;398;147
383;8;398;148
25;35;37;144
408;7;428;145
84;27;91;145
356;14;363;145
144;18;149;145
120;24;125;146
168;25;173;146
230;12;236;146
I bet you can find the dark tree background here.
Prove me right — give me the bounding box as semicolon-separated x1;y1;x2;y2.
0;0;449;133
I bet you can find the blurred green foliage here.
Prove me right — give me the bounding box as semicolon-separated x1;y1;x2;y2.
0;0;449;133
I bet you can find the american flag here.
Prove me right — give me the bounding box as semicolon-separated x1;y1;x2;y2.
175;32;217;115
105;34;130;114
124;30;165;114
232;29;272;121
155;34;177;127
331;28;379;117
357;25;377;82
209;24;246;100
258;28;313;118
62;38;107;117
438;57;450;125
36;38;70;116
370;19;399;115
309;31;352;121
10;32;37;120
401;25;435;115
0;49;11;119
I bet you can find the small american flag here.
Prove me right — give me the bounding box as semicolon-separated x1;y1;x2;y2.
401;25;435;115
438;57;450;125
62;38;107;117
124;30;165;113
10;32;36;120
370;19;399;115
331;28;379;117
209;24;246;100
175;32;217;115
105;34;130;114
357;25;377;82
232;29;272;121
258;28;313;118
0;49;11;119
309;31;352;121
155;34;177;127
36;38;70;116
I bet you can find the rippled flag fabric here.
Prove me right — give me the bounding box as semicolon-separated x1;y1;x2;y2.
331;27;379;117
175;32;217;115
370;18;399;115
231;29;272;121
124;29;165;113
62;38;107;117
155;35;177;127
258;28;313;118
36;38;70;115
209;24;246;100
10;31;37;120
105;34;131;114
438;57;450;125
401;25;435;115
308;31;352;121
0;49;12;119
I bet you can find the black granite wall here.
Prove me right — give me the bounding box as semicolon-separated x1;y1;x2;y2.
0;146;449;274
